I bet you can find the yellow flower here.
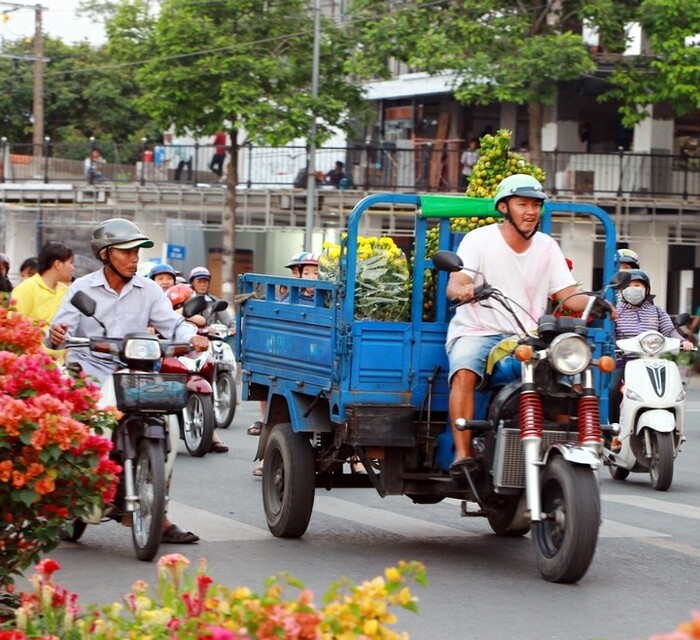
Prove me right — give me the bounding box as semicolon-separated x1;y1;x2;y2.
384;567;401;583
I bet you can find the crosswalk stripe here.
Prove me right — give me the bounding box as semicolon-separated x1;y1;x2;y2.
315;496;474;537
637;537;700;558
603;495;700;520
169;501;271;542
599;519;668;538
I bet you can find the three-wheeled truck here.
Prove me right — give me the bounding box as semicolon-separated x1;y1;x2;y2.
236;193;621;583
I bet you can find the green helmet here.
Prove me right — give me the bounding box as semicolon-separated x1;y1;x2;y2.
91;218;154;260
494;174;548;211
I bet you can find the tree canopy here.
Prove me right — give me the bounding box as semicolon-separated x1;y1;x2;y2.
345;0;642;157
602;0;700;126
104;0;369;294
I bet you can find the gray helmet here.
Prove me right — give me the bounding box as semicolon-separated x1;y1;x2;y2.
91;218;154;260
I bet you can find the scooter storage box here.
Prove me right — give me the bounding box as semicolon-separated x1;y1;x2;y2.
113;372;188;412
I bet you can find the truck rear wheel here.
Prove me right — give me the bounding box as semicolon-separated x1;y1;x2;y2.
263;423;315;538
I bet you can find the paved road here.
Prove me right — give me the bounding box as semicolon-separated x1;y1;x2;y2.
31;392;700;640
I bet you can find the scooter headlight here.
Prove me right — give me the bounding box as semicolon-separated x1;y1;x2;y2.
124;337;162;361
548;333;591;375
639;332;665;355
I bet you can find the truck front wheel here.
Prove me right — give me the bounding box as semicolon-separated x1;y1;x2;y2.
263;423;315;538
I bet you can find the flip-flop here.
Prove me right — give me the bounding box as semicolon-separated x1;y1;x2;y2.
252;466;263;477
247;421;263;436
162;524;199;544
449;456;478;478
210;441;229;453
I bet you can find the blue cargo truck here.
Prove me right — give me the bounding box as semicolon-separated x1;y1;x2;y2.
237;193;622;583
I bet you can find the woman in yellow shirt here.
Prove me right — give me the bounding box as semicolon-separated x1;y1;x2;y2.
11;242;74;359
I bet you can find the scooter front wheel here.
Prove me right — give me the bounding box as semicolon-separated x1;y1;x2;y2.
182;393;215;457
132;438;166;561
608;463;630;481
533;456;600;584
213;371;236;429
648;431;674;491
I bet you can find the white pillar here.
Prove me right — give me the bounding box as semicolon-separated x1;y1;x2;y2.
558;220;595;291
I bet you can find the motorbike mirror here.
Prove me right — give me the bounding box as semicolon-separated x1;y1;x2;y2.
182;295;207;318
432;250;463;272
609;270;632;290
71;291;96;317
675;312;692;328
210;299;228;313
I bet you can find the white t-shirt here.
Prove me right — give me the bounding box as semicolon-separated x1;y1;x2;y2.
446;223;576;347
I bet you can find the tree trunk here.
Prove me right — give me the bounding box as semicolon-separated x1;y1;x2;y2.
528;102;544;169
222;131;238;302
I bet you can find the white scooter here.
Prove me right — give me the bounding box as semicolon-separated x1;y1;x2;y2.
208;322;238;429
605;314;693;491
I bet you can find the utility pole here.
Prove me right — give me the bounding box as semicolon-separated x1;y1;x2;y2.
0;2;47;152
32;3;43;151
304;0;321;252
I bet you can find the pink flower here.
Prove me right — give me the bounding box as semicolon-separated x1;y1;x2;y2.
205;626;236;640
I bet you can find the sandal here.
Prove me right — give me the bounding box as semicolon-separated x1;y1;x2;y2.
252;466;263;477
210;441;229;453
449;456;478;478
247;421;263;436
162;524;199;544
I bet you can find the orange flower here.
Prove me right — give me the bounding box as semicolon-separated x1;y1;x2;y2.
12;470;28;488
33;476;55;496
0;459;12;482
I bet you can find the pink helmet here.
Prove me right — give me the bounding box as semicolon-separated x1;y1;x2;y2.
297;253;319;267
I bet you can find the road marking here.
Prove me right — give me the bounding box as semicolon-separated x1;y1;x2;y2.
637;537;700;559
598;519;668;538
603;494;700;520
315;496;474;537
169;501;271;542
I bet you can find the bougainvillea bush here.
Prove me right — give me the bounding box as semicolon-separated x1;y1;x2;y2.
3;555;426;639
0;295;120;591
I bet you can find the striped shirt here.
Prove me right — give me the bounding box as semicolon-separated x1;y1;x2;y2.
615;298;681;367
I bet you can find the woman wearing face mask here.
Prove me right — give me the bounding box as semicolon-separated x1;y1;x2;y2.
608;269;694;424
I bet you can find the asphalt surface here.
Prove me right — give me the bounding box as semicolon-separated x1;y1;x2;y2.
20;386;700;640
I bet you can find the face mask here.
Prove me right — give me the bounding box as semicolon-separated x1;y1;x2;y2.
622;287;646;305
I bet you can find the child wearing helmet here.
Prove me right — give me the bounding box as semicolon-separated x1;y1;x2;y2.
297;253;319;302
616;248;640;271
608;269;694;424
277;251;310;302
149;263;179;292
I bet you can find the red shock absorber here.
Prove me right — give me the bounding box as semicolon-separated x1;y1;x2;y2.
519;389;543;440
577;394;602;445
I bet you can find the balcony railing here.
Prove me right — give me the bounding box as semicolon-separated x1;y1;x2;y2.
1;139;699;200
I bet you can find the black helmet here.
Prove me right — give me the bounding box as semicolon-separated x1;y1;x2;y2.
91;218;154;261
0;253;8;269
626;268;650;293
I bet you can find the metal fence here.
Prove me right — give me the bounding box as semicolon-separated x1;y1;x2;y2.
2;139;699;200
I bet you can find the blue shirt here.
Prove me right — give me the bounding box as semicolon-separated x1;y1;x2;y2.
51;269;195;383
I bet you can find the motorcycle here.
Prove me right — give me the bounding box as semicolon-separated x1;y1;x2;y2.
208;320;238;429
433;250;630;583
159;297;227;457
604;312;693;491
62;290;194;561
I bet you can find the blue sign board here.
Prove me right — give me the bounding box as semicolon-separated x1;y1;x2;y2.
166;244;186;260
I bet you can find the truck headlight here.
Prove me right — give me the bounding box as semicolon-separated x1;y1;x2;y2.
548;333;591;375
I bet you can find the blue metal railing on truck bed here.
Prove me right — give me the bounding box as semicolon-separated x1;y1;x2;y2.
237;194;619;427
